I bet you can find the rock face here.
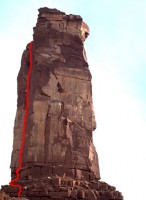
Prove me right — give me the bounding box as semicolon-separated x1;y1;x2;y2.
2;8;123;200
11;7;100;182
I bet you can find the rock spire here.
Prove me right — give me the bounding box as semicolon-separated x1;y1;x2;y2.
2;8;123;200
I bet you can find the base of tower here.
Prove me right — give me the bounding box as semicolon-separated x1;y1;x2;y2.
1;176;123;200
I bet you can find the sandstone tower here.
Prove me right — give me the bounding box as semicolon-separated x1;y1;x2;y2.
2;8;123;200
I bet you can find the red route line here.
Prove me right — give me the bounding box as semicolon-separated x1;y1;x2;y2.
9;41;33;197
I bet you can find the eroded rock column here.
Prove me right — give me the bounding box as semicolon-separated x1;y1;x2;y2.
10;7;100;182
0;7;124;200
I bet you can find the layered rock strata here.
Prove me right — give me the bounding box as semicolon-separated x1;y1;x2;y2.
2;8;123;200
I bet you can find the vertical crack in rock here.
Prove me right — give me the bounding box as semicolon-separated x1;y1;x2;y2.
44;105;51;163
1;7;123;200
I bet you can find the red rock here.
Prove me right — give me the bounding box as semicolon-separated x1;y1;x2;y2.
11;6;100;183
77;189;85;199
1;7;123;200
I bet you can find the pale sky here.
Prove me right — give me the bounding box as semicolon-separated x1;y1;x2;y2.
0;1;146;200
